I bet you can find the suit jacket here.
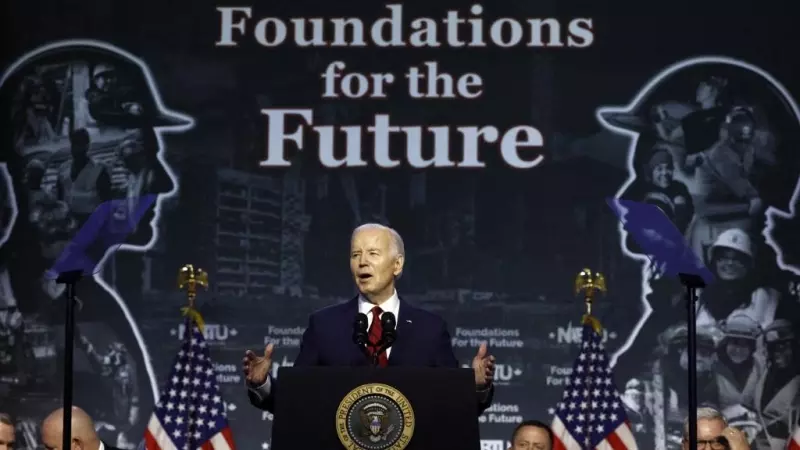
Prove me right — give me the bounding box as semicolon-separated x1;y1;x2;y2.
247;296;494;413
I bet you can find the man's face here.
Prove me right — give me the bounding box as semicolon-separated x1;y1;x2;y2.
696;82;719;107
768;341;793;369
115;128;175;248
727;114;755;144
119;139;146;173
94;73;115;92
510;425;551;450
652;162;673;188
350;228;403;302
0;423;15;450
725;339;754;364
714;249;748;281
679;347;716;372
681;418;726;450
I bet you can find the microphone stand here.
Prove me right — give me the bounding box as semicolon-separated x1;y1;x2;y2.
371;346;379;366
371;338;397;366
56;269;84;450
678;272;705;450
371;341;385;367
358;344;371;361
356;338;371;361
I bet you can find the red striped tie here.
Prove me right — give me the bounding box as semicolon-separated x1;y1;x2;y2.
368;306;388;368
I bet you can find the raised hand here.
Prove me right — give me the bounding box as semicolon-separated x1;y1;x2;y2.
242;343;275;386
719;427;751;450
471;342;495;388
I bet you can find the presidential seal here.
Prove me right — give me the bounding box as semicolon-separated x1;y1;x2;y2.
335;383;415;450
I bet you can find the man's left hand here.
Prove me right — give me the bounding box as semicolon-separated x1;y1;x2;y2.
720;427;750;450
472;343;495;389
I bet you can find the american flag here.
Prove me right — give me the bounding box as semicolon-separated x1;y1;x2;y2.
144;318;236;450
789;418;800;450
551;324;638;450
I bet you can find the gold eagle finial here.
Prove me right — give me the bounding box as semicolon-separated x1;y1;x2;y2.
177;264;209;308
177;264;209;331
574;268;606;318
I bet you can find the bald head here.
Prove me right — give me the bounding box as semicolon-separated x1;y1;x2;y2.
41;407;100;450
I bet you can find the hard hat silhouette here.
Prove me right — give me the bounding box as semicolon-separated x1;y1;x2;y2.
92;63;115;79
711;228;753;259
597;59;793;138
0;40;192;143
661;323;718;349
721;313;761;340
597;57;800;210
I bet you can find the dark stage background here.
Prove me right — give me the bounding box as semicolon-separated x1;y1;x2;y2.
1;1;799;449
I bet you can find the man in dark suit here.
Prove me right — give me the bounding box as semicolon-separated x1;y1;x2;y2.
243;223;496;413
40;406;122;450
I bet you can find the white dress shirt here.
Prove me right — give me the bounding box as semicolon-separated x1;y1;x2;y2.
248;291;401;399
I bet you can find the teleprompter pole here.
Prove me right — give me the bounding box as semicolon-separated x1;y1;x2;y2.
678;272;706;450
56;269;84;450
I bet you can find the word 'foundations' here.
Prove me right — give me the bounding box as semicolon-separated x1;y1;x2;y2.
216;4;594;49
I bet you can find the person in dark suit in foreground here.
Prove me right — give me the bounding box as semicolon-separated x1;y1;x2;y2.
40;406;122;450
243;223;496;413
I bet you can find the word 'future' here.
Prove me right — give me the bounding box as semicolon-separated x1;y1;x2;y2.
259;61;545;169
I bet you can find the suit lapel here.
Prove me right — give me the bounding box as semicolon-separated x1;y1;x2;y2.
388;298;413;366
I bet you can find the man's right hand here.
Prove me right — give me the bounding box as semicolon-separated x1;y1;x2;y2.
720;427;751;450
242;343;275;386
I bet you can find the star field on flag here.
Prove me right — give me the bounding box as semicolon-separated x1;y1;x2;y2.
144;320;236;450
551;324;638;450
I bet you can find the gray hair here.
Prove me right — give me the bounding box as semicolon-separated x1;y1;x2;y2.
352;223;405;258
683;407;727;439
0;412;12;426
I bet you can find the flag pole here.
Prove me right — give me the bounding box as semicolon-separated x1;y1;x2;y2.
176;264;209;447
552;269;635;450
574;269;607;450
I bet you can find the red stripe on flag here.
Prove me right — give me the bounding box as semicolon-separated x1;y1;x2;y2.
200;428;236;450
143;430;159;450
552;436;568;450
220;426;236;449
605;430;629;450
788;437;800;450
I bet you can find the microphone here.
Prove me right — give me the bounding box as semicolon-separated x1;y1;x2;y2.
370;312;397;366
353;313;369;347
380;312;397;347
